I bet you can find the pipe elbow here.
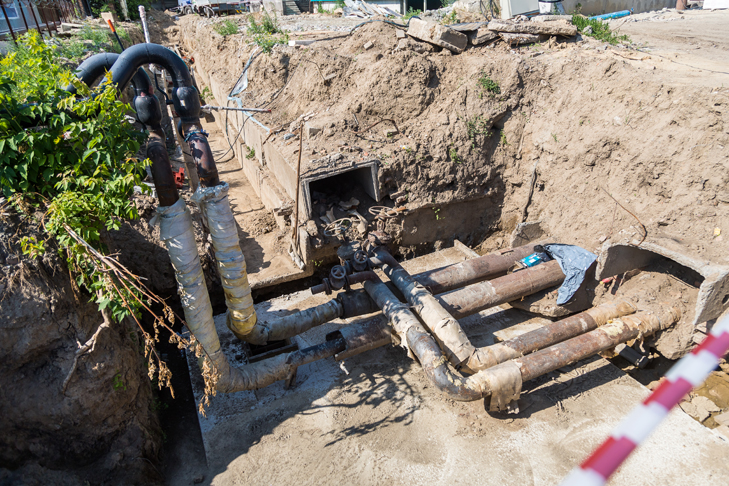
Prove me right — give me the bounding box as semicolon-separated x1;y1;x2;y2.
67;52;152;96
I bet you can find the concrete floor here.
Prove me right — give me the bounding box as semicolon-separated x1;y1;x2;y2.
177;247;729;486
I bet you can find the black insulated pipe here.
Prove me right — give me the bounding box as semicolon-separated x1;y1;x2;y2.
66;52;152;96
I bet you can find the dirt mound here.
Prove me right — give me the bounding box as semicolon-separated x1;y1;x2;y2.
0;211;161;484
177;15;728;257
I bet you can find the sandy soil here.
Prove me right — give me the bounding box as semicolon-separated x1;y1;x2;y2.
142;9;729;485
614;8;729;86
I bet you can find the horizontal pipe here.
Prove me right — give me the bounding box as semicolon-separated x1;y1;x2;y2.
326;315;392;361
248;244;558;346
437;259;565;320
463;299;637;372
516;306;679;381
245;299;344;345
415;241;546;294
222;337;346;393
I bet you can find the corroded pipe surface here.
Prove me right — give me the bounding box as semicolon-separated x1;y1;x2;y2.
146;129;179;207
415;241;547;294
327;315;392;361
245;299;344;345
374;248;475;368
363;278;482;401
463;300;637;372
437;259;565;319
516;307;679;382
182;123;220;188
223;336;346;393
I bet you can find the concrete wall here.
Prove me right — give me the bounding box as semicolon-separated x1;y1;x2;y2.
560;0;674;15
315;0;402;12
262;0;284;15
456;0;674;15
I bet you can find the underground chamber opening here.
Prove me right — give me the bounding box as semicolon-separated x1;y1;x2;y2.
305;166;381;227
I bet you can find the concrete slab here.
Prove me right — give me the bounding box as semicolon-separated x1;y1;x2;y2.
185;247;729;486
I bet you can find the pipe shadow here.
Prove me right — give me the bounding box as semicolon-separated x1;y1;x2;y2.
492;355;624;420
194;344;421;485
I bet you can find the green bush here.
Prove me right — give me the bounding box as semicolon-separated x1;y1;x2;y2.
247;12;288;53
247;11;284;35
403;7;422;20
214;19;239;36
571;14;630;44
0;32;147;318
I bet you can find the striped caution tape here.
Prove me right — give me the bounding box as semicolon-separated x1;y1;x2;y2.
560;314;729;486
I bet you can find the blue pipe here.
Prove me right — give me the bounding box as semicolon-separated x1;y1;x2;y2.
590;9;632;20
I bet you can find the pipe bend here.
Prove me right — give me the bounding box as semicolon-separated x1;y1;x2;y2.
108;43;200;122
67;52;152;96
109;43;192;89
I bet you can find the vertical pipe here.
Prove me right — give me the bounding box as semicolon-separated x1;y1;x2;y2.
1;1;17;43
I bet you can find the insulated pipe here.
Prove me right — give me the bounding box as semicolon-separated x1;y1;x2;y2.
107;43;196;115
437;259;566;319
192;183;257;341
145;129;180;207
364;274;680;404
463;299;637;372
502;307;679;382
67;52;152;96
363;278;483;401
157;197;344;393
245;242;554;346
372;248;476;367
320;300;637;372
416;241;547;294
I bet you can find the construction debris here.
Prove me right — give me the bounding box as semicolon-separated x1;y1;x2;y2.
499;32;545;45
467;26;500;46
488;19;578;36
407;18;468;54
343;0;402;19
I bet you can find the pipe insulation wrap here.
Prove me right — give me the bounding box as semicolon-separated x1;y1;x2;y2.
192;182;257;340
156;199;227;368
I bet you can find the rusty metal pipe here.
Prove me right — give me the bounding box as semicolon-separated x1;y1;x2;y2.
514;306;679;381
311;270;380;295
463;300;637;372
244;299;344;345
182;124;220;188
436;259;565;320
326;315;392;361
416;241;547;294
363;278;483;401
373;248;476;368
146;129;180;207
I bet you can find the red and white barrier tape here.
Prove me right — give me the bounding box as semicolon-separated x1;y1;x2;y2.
560;314;729;486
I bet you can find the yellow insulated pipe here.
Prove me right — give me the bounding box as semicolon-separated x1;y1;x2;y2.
193;182;257;340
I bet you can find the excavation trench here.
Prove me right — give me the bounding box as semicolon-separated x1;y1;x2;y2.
72;15;729;416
